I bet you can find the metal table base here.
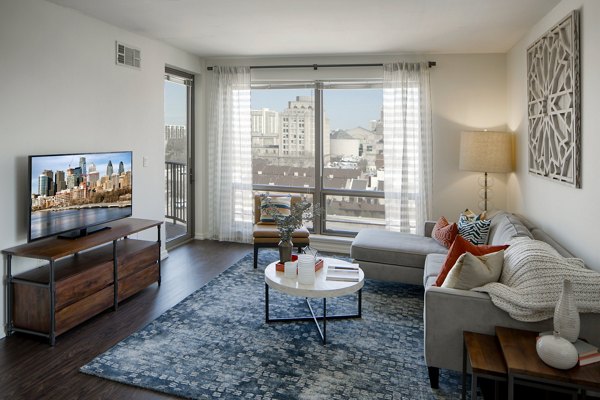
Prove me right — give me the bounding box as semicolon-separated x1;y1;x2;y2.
265;283;362;345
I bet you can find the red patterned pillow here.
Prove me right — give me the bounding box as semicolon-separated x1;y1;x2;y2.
431;216;458;248
434;235;509;287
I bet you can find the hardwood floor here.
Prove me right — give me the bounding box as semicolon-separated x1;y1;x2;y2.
0;240;252;400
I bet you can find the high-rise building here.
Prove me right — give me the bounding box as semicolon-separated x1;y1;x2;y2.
87;163;100;187
54;170;66;192
106;160;113;177
111;173;119;189
38;170;53;196
79;156;87;176
251;108;280;160
165;125;187;164
118;161;125;175
280;96;315;159
65;167;82;189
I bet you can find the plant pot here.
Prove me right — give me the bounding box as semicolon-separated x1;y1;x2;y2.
278;239;293;263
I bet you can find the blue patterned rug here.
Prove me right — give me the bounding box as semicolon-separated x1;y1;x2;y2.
80;250;465;399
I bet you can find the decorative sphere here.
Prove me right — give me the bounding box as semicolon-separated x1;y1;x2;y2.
536;334;578;370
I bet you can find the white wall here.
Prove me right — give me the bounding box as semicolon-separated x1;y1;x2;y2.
506;0;600;271
197;54;507;237
0;0;203;339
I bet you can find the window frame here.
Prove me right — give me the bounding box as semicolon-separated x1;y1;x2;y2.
251;80;384;237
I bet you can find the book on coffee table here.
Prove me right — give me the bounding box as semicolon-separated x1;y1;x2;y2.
326;264;360;282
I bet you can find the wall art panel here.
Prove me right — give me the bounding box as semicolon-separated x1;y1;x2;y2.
527;10;580;188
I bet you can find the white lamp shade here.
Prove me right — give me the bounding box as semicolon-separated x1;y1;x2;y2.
459;131;513;173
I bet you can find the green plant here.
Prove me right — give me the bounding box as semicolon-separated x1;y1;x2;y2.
263;196;321;242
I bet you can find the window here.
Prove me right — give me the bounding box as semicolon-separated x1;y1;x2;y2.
251;82;384;236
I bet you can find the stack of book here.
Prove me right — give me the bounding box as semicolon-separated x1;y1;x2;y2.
574;339;600;366
326;263;360;282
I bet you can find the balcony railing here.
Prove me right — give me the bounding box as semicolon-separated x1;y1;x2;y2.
165;161;187;225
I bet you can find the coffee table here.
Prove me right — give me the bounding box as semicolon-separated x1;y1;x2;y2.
264;257;364;344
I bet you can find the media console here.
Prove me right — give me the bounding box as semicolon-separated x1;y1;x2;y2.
2;218;162;345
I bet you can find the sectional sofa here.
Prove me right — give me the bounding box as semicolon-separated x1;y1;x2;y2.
350;211;600;388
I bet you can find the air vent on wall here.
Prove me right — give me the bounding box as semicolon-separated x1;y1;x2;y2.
115;41;141;69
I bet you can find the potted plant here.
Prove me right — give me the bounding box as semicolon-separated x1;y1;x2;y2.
262;196;321;262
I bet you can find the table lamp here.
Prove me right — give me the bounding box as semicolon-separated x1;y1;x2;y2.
459;131;513;211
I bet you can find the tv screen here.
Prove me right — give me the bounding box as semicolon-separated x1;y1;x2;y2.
28;151;133;241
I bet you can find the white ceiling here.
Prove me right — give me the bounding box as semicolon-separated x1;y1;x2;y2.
47;0;560;57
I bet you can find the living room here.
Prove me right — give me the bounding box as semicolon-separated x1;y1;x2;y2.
1;0;599;398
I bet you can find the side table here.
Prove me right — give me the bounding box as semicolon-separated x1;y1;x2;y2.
462;331;507;400
496;326;600;400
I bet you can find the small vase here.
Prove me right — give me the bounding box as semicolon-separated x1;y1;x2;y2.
284;261;297;279
297;254;315;285
553;279;580;342
278;239;293;263
536;333;578;369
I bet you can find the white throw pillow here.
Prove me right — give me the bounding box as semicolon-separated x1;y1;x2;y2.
442;250;505;290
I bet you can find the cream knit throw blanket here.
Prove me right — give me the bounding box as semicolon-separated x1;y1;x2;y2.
473;237;600;322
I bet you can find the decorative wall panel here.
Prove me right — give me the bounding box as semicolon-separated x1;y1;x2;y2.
527;10;580;188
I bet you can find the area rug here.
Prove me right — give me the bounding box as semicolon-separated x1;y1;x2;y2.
80;250;465;399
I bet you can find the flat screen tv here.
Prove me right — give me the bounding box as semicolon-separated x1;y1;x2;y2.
28;151;133;241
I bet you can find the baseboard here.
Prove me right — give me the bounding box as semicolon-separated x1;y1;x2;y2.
160;249;169;260
194;232;209;240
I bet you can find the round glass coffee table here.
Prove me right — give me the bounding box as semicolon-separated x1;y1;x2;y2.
264;257;364;344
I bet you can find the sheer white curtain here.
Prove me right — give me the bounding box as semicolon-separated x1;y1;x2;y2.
383;62;433;234
207;66;253;242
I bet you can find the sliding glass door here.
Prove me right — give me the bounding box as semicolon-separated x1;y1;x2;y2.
251;81;383;236
164;68;194;248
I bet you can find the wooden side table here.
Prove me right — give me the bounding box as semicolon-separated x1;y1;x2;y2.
462;331;507;400
496;326;600;400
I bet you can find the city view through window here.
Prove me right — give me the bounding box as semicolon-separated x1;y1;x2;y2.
251;86;386;234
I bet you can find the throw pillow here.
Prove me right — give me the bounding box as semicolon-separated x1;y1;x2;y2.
458;215;491;245
462;208;486;221
434;235;509;287
431;216;458;248
442;250;505;290
260;195;291;223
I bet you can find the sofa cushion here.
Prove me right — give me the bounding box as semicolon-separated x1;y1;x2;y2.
442;250;505;290
431;217;458;248
488;213;533;245
458;217;491;245
424;253;446;287
259;195;291;223
434;235;509;287
351;229;447;269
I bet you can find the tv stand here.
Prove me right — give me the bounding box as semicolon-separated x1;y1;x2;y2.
57;225;111;240
2;218;161;345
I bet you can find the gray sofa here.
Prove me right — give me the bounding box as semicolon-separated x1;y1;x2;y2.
351;212;600;388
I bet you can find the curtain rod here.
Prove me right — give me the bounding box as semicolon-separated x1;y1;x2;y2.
206;61;436;71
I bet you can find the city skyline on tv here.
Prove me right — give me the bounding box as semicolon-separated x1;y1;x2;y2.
30;152;132;196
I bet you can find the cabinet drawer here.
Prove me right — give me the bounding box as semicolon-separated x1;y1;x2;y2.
55;260;114;310
118;263;159;302
55;285;114;335
118;240;160;279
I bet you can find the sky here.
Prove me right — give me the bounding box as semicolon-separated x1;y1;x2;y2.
164;81;384;131
30;152;132;195
164;80;187;126
251;88;383;131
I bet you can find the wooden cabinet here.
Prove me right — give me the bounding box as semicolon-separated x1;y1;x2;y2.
2;218;161;345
